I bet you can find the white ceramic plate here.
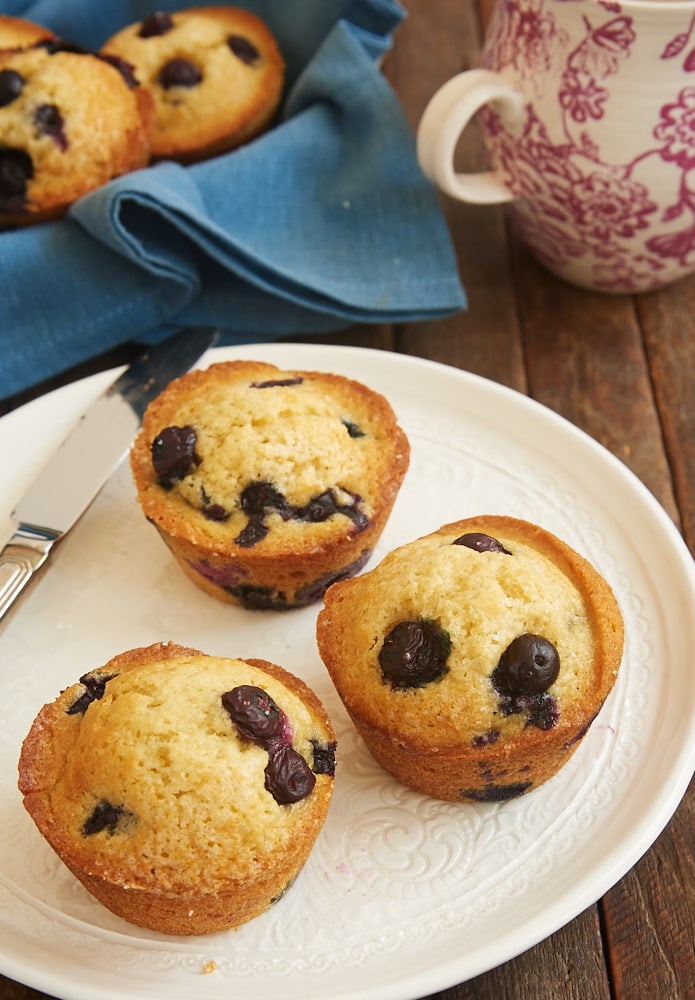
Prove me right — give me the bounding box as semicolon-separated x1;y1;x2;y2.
0;344;693;1000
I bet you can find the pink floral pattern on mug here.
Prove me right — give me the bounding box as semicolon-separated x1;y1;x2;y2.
480;0;695;291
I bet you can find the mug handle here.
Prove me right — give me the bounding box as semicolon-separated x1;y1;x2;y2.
416;69;525;205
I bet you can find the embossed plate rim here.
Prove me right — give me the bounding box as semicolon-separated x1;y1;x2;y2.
0;343;693;1000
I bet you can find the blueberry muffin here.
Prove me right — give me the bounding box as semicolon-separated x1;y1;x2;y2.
0;43;152;227
316;515;624;802
18;641;336;935
101;6;285;164
0;14;55;48
130;361;410;610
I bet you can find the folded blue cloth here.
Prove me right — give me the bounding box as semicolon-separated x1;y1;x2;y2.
0;0;466;399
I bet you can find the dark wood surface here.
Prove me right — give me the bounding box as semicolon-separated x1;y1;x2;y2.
1;2;692;999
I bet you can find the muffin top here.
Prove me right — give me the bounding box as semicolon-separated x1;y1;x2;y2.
130;360;410;556
316;516;624;750
0;14;54;48
101;5;285;161
0;44;151;222
18;643;336;895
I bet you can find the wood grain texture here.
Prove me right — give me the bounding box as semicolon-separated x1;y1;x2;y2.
388;0;526;391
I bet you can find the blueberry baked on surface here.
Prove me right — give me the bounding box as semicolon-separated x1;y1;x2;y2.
101;6;285;164
130;361;410;610
316;515;624;803
0;43;152;227
18;641;336;935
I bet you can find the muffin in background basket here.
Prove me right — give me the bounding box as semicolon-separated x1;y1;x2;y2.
0;44;152;227
101;6;285;164
18;641;336;935
130;360;410;610
316;515;624;803
0;14;55;48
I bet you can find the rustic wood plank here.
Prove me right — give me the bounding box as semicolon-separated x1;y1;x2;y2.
478;0;498;29
0;983;53;1000
420;906;611;1000
389;0;526;391
511;242;680;523
637;279;695;552
600;273;695;1000
287;323;394;352
512;232;694;1000
601;779;695;1000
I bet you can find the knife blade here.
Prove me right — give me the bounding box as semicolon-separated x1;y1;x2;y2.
0;324;219;622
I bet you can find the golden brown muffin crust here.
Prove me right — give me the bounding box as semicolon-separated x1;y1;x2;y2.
317;515;624;802
18;642;336;933
0;14;54;48
130;361;410;609
0;45;152;226
101;5;285;163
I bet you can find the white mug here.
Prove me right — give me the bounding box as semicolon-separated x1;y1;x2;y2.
417;0;695;293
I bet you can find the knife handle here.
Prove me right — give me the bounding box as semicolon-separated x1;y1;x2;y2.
0;525;61;623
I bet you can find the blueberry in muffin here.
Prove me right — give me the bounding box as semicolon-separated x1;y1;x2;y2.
130;360;410;610
0;43;152;226
316;515;624;802
18;641;336;934
101;5;285;163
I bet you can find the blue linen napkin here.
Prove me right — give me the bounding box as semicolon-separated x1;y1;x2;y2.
0;0;466;399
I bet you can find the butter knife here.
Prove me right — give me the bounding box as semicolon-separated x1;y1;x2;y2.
0;324;219;622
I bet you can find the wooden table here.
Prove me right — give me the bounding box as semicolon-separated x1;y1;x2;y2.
1;2;692;998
